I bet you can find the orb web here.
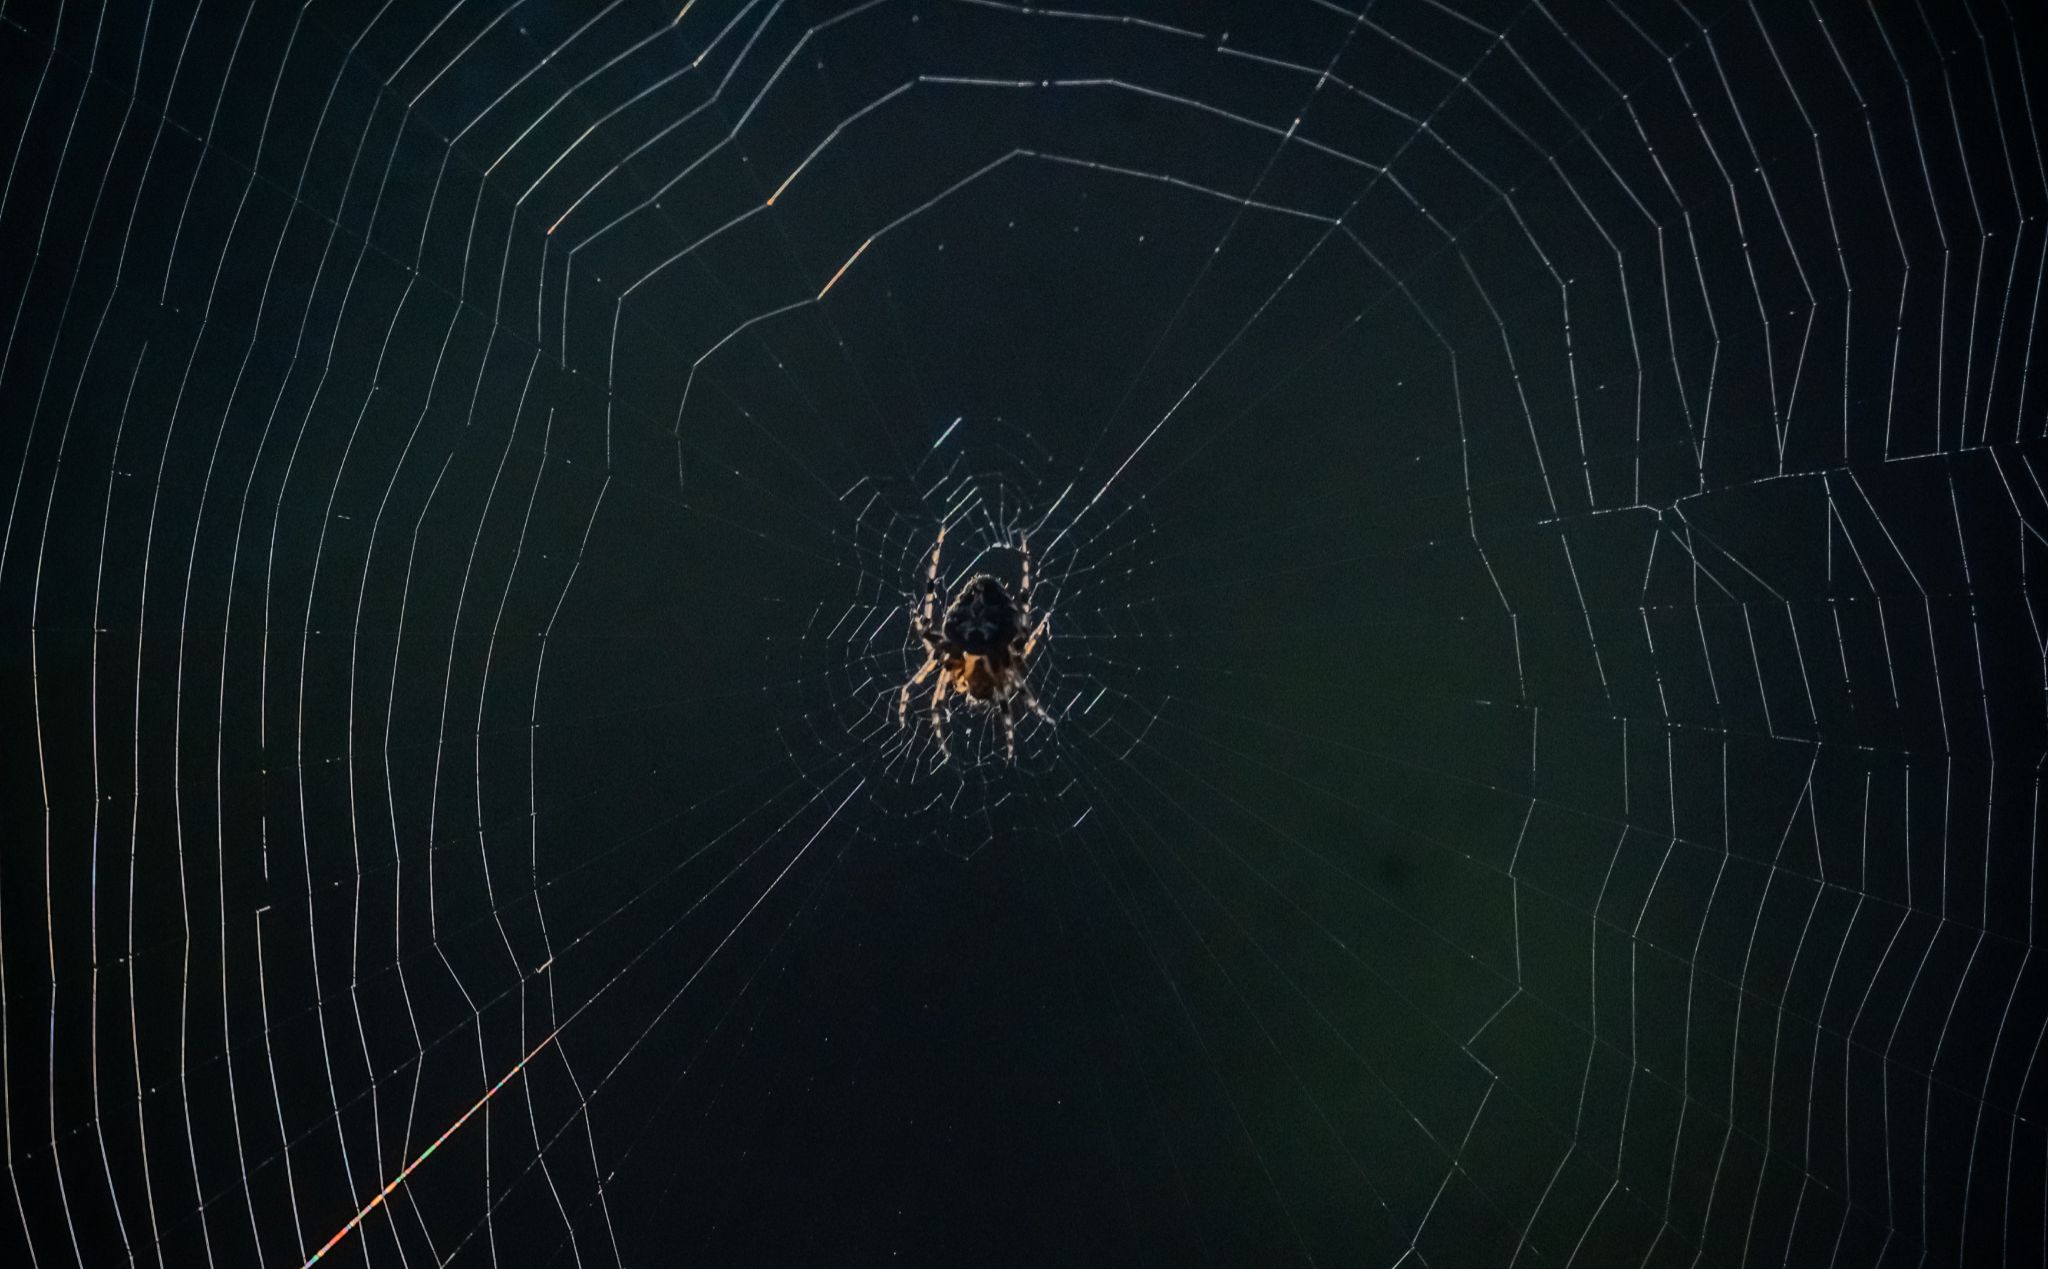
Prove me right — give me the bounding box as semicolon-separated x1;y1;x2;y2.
1;1;2046;1266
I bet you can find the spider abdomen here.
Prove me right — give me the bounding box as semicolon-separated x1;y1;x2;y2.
942;575;1020;653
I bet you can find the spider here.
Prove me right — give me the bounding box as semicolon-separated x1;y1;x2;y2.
897;525;1052;763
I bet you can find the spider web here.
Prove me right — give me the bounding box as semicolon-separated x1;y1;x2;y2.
2;0;2046;1265
775;417;1163;854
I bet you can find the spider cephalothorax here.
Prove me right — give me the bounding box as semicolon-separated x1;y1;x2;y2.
897;526;1051;763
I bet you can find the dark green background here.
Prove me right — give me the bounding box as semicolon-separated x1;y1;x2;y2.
3;1;2046;1265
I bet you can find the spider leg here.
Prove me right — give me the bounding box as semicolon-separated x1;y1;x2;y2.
928;669;953;764
1016;678;1053;726
1000;701;1017;763
1017;533;1033;622
921;525;947;631
1020;613;1051;660
898;654;939;730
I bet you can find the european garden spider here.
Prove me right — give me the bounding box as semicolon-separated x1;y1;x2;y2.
897;526;1052;763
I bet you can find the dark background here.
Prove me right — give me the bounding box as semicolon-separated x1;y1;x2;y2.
4;0;2047;1265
